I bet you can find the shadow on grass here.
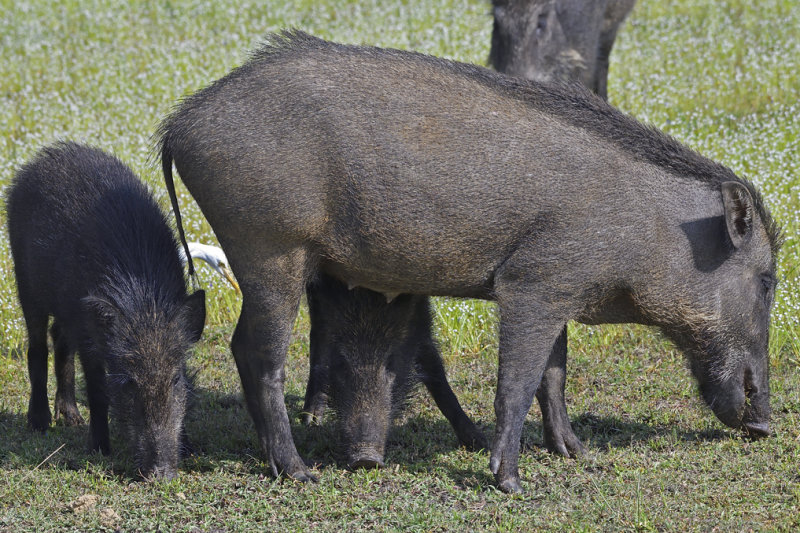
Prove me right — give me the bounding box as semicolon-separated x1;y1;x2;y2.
382;411;730;490
0;387;730;488
175;389;346;476
0;409;99;472
184;388;484;473
565;412;728;451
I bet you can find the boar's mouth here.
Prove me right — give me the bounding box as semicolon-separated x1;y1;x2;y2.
742;420;770;438
672;327;771;439
345;442;386;470
348;451;385;470
140;464;178;482
134;433;181;482
699;369;770;438
741;366;771;438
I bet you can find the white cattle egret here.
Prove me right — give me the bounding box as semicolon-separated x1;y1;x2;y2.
179;242;240;293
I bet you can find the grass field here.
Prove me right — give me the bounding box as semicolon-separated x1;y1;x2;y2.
1;0;799;530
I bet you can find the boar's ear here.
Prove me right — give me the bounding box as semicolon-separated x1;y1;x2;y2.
183;290;206;343
82;295;118;338
721;181;754;249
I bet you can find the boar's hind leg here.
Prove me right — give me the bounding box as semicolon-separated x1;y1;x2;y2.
23;310;51;431
413;300;487;451
301;284;329;426
490;288;568;493
51;321;85;426
536;326;584;457
231;266;316;483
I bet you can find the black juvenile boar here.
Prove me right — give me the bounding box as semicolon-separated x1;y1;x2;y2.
159;32;781;492
302;274;486;469
6;142;205;480
489;0;636;99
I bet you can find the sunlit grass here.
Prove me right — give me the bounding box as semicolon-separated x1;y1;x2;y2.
0;0;798;530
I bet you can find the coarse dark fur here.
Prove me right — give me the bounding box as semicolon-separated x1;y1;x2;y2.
6;142;205;480
159;31;780;492
489;0;636;100
302;273;486;469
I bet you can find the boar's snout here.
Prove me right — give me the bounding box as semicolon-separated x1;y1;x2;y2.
741;367;771;438
343;415;388;470
700;362;770;437
742;421;770;438
348;449;386;470
138;447;180;481
139;452;179;482
141;463;178;482
346;439;386;470
135;429;181;482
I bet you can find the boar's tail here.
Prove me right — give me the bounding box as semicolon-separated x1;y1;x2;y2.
161;139;198;284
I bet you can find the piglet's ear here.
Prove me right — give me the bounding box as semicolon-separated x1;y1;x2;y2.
183;290;206;344
721;181;754;250
82;295;118;338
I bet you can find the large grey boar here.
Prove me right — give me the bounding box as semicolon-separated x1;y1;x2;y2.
303;273;486;469
489;0;636;99
6;142;206;480
159;31;780;493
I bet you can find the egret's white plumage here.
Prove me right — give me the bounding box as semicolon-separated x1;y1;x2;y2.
179;242;240;293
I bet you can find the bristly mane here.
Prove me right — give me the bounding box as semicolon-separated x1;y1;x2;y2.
158;29;783;257
63;144;189;315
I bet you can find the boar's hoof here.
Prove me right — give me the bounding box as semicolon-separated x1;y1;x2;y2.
266;450;318;483
300;394;328;426
544;431;585;458
455;426;488;452
300;407;325;426
27;408;51;432
286;468;318;484
463;431;489;452
54;405;85;427
743;421;771;439
59;411;85;427
348;454;385;470
497;476;524;494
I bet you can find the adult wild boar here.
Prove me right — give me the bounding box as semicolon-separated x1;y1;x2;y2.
489;0;636;99
159;31;780;492
303;273;486;469
7;142;206;480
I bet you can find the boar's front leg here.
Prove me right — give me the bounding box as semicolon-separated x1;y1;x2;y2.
536;326;584;457
230;259;315;483
491;282;568;493
80;348;110;455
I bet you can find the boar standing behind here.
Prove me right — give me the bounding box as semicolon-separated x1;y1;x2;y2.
6;142;205;480
159;31;780;492
489;0;636;99
302;274;487;469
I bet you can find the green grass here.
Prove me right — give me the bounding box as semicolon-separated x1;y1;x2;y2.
1;0;799;530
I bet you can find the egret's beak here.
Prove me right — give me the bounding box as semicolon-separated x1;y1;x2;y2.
218;264;241;294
